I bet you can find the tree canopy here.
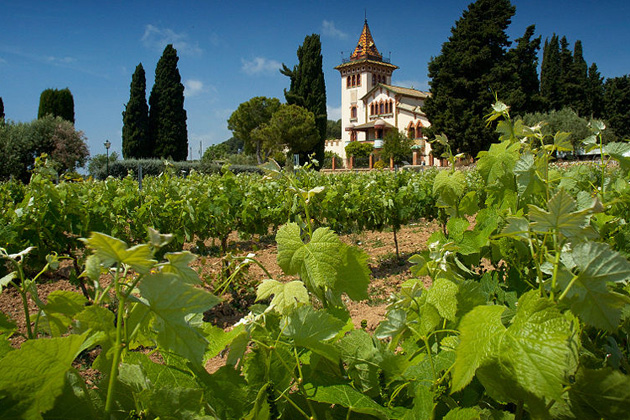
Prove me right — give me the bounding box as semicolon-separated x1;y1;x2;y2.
281;34;327;167
148;44;188;160
227;96;281;164
256;104;319;159
0;115;88;181
122;63;150;159
37;88;75;124
380;130;414;164
423;0;516;158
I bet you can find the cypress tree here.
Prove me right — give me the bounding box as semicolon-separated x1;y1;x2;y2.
587;63;605;118
122;63;150;159
568;40;589;116
0;97;4;124
38;88;75;124
501;25;544;115
423;0;516;157
280;34;327;167
148;44;188;160
540;35;563;110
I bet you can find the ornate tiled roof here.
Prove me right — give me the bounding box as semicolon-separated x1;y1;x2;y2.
350;20;382;61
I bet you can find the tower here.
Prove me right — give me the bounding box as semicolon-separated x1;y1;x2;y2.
335;20;398;143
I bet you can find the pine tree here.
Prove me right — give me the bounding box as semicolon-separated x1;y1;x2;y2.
37;88;75;124
280;34;327;167
122;63;150;159
540;35;563;110
501;25;544;115
587;63;605;118
148;44;188;160
423;0;516;157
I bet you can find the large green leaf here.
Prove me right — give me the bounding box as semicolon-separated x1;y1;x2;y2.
276;223;341;293
513;153;545;198
303;383;390;419
499;292;575;401
39;290;86;337
138;273;220;365
256;279;309;315
569;367;630;419
160;251;200;284
333;243;370;301
425;278;459;321
452;305;505;392
402;385;434;420
453;292;575;404
282;306;344;361
477;141;520;185
559;241;630;331
528;189;589;238
73;305;116;373
84;232;156;274
0;333;89;420
433;170;466;209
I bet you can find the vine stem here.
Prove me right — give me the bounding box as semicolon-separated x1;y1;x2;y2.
557;275;579;302
549;232;561;301
105;264;124;416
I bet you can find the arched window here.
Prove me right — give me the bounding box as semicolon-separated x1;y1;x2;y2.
350;105;357;120
390;100;394;113
347;76;351;88
356;75;361;86
379;101;384;114
372;74;376;85
416;123;423;139
351;75;356;87
407;122;415;139
370;103;375;115
350;131;357;142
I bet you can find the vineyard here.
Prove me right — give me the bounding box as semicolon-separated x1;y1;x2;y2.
1;102;630;419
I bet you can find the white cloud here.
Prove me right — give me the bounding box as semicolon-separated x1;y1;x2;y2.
46;56;77;64
241;57;281;76
322;20;348;39
327;105;342;121
141;24;202;55
184;79;204;97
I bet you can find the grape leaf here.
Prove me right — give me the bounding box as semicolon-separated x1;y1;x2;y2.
40;290;86;337
160;251;200;284
528;190;589;238
559;241;630;331
452;305;506;392
282;306;344;361
73;305;116;373
499;292;575;401
477;141;520;185
333;243;370;301
138;273;220;365
303;383;390;419
84;232;156;274
276;223;341;293
569;367;630;419
425;278;459;321
0;333;89;420
256;279;309;315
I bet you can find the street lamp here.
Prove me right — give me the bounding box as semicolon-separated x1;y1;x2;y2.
104;140;111;177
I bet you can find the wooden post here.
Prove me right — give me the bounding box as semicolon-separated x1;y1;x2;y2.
332;155;336;171
390;157;394;170
348;156;354;169
413;150;419;166
429;154;434;166
369;153;373;169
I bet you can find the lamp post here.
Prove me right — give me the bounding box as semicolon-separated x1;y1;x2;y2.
104;140;111;177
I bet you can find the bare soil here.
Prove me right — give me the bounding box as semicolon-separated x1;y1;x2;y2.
0;220;439;375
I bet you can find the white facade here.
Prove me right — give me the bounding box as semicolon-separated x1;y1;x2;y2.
328;20;441;167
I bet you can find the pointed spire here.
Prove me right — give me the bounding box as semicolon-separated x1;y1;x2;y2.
350;20;382;61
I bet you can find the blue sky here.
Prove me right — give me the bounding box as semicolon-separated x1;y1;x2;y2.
1;0;629;160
